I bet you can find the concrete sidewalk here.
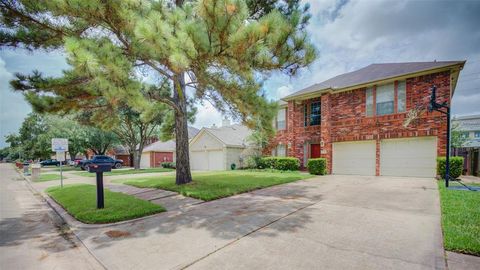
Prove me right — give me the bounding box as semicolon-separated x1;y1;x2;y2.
0;163;103;270
72;175;445;270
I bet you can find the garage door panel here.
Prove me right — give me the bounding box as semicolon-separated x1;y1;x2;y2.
333;141;376;176
208;150;224;171
380;137;436;177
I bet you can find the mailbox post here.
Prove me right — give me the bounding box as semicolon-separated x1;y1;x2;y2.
87;163;112;209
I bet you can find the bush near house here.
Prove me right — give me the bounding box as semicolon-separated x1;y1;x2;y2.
161;162;176;169
436;157;464;179
307;158;327;175
259;157;300;171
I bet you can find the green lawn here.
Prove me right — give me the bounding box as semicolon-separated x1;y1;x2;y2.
119;170;313;201
47;184;165;224
35;173;67;182
75;167;174;177
52;166;81;172
438;181;480;256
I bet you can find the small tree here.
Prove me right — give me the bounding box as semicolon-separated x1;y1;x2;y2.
1;0;316;184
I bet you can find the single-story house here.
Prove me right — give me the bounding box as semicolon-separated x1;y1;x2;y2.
189;122;253;171
267;61;465;177
452;114;480;176
140;126;199;168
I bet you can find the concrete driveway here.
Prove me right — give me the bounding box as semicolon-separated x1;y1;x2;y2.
73;175;444;270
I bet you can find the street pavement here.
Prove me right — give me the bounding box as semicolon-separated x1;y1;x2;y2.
0;163;103;270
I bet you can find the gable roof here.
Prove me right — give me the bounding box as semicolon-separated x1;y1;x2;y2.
191;124;252;148
142;126;200;153
284;61;465;100
452;114;480;132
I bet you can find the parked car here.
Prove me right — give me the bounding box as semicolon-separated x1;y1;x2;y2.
40;159;62;166
68;158;83;166
78;155;123;170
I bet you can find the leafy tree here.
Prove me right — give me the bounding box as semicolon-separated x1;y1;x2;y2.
1;0;316;184
84;127;118;156
451;122;468;154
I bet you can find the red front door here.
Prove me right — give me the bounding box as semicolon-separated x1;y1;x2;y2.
310;144;321;158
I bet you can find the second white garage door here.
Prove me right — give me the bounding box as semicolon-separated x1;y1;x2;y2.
190;150;225;171
380;137;437;177
333;140;376;175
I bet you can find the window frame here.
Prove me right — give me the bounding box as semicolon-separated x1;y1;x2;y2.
310;101;321;126
475;131;480;138
366;80;407;117
276;107;287;131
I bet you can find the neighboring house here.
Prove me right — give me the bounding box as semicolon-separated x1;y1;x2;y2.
268;61;465;177
140;126;200;168
452;114;480;176
112;145;133;167
189;121;253;171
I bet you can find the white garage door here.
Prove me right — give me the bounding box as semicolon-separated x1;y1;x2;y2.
332;141;375;175
190;150;225;171
333;141;376;175
140;152;151;169
380;137;437;177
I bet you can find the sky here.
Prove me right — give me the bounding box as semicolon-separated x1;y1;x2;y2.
1;0;480;147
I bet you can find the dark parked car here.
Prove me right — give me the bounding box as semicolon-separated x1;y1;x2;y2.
78;155;123;170
40;159;63;166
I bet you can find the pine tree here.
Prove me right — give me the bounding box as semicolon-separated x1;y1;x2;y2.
1;0;316;184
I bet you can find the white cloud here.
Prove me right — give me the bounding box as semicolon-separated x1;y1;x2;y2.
192;101;223;129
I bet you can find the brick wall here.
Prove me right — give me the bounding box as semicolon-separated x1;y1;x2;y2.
267;71;451;174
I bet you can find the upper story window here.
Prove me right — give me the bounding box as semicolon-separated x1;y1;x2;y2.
303;100;321;127
276;108;286;130
475;131;480;138
310;102;321;126
366;80;406;116
460;132;469;139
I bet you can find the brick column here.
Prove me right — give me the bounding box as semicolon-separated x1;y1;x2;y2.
320;94;332;173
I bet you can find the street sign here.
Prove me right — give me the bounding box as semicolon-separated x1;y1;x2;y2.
56;151;66;161
51;138;68;152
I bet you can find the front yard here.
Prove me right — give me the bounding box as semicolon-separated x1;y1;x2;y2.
35;173;66;182
47;184;165;223
118;170;313;201
75;167;174;177
438;181;480;256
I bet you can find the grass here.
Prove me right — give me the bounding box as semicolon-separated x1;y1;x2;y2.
47;184;165;224
74;167;174;177
119;170;313;201
438;181;480;256
51;166;81;172
35;173;67;182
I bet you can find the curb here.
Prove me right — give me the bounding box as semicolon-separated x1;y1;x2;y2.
17;168;183;229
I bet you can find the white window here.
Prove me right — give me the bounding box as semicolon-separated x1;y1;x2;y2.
276;144;286;157
376;83;395;115
276;108;286;130
366;87;373;116
397;81;406;112
366;80;406;116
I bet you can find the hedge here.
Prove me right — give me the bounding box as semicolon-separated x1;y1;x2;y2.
259;157;300;171
436;156;464;179
307;158;327;175
161;162;176;169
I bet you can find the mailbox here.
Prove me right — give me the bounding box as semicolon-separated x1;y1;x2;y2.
88;163;111;209
87;163;112;173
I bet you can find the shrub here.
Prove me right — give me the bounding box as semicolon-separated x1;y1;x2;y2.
259;157;300;171
307;158;327;175
161;162;176;169
436;156;463;179
244;155;262;169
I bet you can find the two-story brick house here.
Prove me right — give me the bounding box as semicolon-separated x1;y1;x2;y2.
268;61;465;177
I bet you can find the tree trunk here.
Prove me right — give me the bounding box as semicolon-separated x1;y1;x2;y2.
174;73;192;185
133;145;143;170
